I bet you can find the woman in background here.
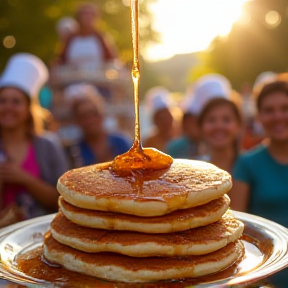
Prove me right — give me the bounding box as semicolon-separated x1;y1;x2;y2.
66;85;131;168
0;53;69;226
58;2;116;70
167;74;236;162
231;80;288;226
198;98;242;172
231;80;288;288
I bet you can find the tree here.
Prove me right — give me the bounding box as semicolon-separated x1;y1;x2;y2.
0;0;157;71
204;0;288;89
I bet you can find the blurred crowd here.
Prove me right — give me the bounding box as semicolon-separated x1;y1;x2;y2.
0;2;287;288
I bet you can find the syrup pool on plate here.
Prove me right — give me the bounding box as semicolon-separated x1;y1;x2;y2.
2;211;284;287
14;238;264;288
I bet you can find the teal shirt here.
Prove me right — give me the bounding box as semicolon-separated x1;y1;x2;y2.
233;146;288;287
166;137;199;159
232;146;288;228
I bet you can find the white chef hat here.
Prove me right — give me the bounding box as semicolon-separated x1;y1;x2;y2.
56;17;79;36
253;71;277;94
65;83;105;116
0;53;48;98
145;86;172;115
64;83;100;102
184;74;232;116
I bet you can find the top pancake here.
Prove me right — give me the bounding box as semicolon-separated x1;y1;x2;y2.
57;159;232;216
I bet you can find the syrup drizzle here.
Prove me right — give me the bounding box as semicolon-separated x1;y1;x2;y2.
131;0;141;149
112;0;172;173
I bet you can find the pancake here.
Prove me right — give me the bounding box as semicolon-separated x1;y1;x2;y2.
50;212;243;257
59;195;230;233
57;159;231;216
44;233;244;282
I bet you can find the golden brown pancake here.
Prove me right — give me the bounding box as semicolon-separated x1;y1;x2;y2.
57;159;231;216
50;212;243;257
44;233;244;283
59;195;230;233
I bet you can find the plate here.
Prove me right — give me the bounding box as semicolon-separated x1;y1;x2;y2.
0;211;288;287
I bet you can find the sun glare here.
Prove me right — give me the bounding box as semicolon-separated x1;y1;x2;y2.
146;0;248;61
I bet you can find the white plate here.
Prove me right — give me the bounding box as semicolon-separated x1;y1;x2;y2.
0;211;288;287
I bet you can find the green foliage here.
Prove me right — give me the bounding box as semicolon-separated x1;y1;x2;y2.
0;0;157;70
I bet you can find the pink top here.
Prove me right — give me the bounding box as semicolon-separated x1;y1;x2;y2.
3;144;40;207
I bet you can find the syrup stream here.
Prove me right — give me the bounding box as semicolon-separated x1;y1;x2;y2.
131;0;141;150
111;0;173;172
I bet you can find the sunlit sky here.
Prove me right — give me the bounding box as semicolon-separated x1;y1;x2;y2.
145;0;249;61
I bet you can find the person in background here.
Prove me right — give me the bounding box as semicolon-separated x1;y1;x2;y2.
57;83;92;146
241;72;277;151
66;84;131;168
231;80;288;288
56;17;79;44
166;98;200;159
0;54;69;227
198;98;242;172
167;74;233;160
240;82;255;124
58;2;116;70
143;87;174;152
231;80;288;226
50;17;79;69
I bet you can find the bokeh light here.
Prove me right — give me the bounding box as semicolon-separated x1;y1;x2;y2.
265;11;281;28
3;35;16;48
122;0;130;7
103;1;121;15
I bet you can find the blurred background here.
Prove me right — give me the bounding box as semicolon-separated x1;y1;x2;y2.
1;0;287;168
1;0;288;93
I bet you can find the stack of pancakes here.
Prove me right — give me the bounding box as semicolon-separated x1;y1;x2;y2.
44;159;245;283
